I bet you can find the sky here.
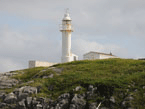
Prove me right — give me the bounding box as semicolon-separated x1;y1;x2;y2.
0;0;145;73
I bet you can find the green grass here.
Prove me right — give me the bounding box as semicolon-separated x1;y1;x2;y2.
11;58;145;108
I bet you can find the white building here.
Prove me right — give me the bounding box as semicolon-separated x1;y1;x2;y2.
29;61;57;68
83;51;118;60
60;10;78;63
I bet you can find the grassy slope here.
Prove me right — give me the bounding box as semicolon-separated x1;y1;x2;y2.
8;59;145;108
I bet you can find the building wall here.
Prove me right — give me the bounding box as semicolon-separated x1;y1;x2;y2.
83;52;117;60
84;52;99;60
100;54;117;59
29;61;57;68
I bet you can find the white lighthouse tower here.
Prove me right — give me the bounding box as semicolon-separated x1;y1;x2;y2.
60;9;78;63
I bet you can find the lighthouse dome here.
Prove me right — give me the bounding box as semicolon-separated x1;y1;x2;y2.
63;13;71;21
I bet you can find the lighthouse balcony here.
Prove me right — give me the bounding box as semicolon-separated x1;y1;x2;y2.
59;24;74;31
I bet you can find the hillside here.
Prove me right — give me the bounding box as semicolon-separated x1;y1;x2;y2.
0;59;145;109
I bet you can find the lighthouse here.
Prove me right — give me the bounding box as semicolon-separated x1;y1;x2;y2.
60;10;78;63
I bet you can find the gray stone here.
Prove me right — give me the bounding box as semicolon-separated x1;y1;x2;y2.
88;85;94;91
0;77;18;89
18;92;28;101
4;92;17;104
43;76;49;79
143;86;145;89
52;68;64;73
57;93;70;101
110;96;115;103
75;86;82;91
100;107;109;109
0;92;6;100
26;97;32;108
124;96;134;101
48;74;54;78
32;97;40;107
0;103;7;108
23;86;37;94
70;94;86;109
69;104;76;109
89;103;97;109
37;103;43;109
4;72;13;76
55;93;70;109
18;99;26;109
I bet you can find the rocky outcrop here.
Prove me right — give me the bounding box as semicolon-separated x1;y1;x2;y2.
0;71;136;109
0;72;18;89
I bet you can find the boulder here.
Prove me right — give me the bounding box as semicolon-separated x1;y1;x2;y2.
0;92;6;100
88;85;94;91
110;96;115;103
89;103;97;109
18;99;26;109
70;94;86;109
26;97;32;108
74;86;82;91
0;102;7;108
4;92;17;104
54;93;70;109
43;76;49;79
52;68;64;74
36;103;43;109
23;86;37;94
69;104;76;109
18;92;28;101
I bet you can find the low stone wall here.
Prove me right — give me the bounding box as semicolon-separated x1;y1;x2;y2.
29;61;57;68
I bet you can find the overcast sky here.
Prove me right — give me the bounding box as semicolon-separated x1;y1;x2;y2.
0;0;145;73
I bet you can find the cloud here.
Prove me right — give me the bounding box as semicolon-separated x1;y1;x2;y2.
0;26;61;72
1;0;145;38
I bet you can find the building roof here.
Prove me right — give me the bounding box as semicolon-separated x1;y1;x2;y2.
83;51;117;57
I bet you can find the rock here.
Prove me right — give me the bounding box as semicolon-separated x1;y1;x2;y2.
18;92;28;101
18;99;26;109
88;85;94;91
0;77;18;89
26;97;32;108
0;92;6;100
57;93;70;101
32;97;40;107
143;86;145;89
110;96;115;103
48;74;54;78
0;102;7;108
124;96;134;101
4;92;17;104
4;72;13;76
37;103;43;109
52;68;64;73
100;107;109;109
89;102;97;109
23;86;37;94
43;76;49;79
86;91;97;100
13;88;20;97
55;93;70;109
75;86;82;91
70;94;86;109
69;104;76;109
